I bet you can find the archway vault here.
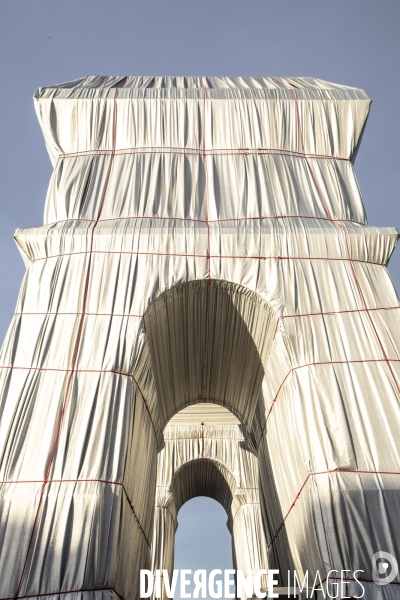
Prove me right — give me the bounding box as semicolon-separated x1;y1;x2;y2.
151;408;269;599
144;279;277;434
168;458;238;522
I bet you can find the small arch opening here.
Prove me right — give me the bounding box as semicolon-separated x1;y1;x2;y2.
174;497;234;599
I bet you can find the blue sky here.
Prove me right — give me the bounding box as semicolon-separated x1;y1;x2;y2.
1;2;399;598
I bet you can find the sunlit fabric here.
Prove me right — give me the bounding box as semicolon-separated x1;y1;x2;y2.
152;417;268;599
0;76;399;599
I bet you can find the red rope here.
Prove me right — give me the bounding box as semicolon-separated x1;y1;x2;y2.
200;77;210;281
1;587;125;600
58;146;351;161
270;305;400;356
13;312;143;318
3;358;399;444
0;366;157;438
256;357;400;448
200;77;212;395
0;478;150;547
12;305;399;326
256;78;400;449
271;77;334;221
267;469;400;548
164;436;246;441
28;250;387;266
232;502;260;522
12;78;129;600
43;213;367;228
273;78;400;386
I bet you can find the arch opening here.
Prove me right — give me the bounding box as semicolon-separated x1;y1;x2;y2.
173;497;234;588
151;458;238;600
171;458;237;518
145;281;286;596
144;279;278;436
151;400;270;599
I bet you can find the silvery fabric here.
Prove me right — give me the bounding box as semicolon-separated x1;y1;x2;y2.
0;76;399;600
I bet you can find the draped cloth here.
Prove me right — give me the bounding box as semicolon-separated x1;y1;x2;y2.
152;419;268;600
0;76;399;599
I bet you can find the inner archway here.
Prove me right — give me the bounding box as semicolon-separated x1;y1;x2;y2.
151;403;269;600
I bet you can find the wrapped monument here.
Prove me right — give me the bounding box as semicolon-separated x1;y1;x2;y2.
0;76;399;599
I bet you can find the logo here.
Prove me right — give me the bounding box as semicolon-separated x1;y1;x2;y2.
372;551;398;585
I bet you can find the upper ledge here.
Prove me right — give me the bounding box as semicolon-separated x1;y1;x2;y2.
13;222;399;269
34;76;370;101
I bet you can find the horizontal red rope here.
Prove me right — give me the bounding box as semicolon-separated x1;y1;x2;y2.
268;469;400;549
13;312;142;318
163;436;246;441
156;484;258;489
8;358;400;377
271;305;400;344
0;367;157;439
4;359;398;382
28;250;386;267
232;502;260;521
58;145;351;161
0;478;150;547
11;305;399;327
43;213;367;228
0;587;125;600
257;358;400;448
2;358;399;447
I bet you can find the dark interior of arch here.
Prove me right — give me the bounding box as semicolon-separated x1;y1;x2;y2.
171;458;237;521
144;279;277;436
